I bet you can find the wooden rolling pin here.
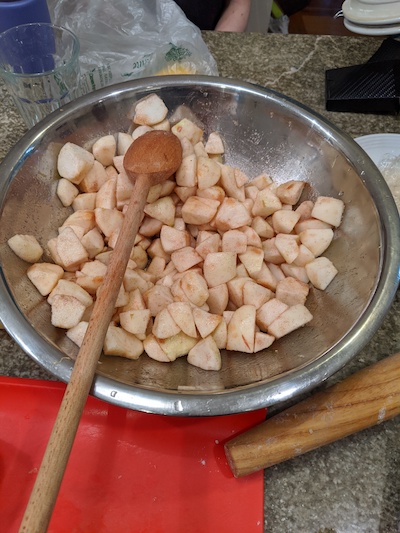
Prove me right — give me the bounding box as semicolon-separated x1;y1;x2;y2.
225;352;400;477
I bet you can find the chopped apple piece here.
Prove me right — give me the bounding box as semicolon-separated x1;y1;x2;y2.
72;193;97;212
192;307;221;338
251;173;273;190
8;234;43;263
75;259;107;294
267;304;313;339
219;165;245;202
306;256;338;290
256;298;289;331
57;142;94;184
299;228;334;257
27;262;64;296
295;218;332;233
104;325;143;360
160;225;190;253
153;308;181;339
197;156;221;189
57;178;79;207
252;188;282;217
234;168;249;188
143;334;170;362
175;154;197;187
96;177;117;210
296;200;314;220
180;270;209;306
272;209;301;234
117;132;133;155
181;196;220;225
211;319;227;349
66;321;88;347
205;132;224;155
167;301;197;338
274;233;300;264
56;227;89;269
276;276;309;306
116;170;134;205
120;308;151;338
239;246;264;275
76;159;108;194
124;268;152;294
207;283;229;316
251;216;274;239
133;94;168;126
262;237;285;265
197;185;225;204
144;196;176;226
131;125;153;142
293;244;315;267
158;331;198;361
222;229;247;254
275;180;306;205
171;118;203;145
195;233;221;260
280;263;309;284
50;294;86;329
48;279;92;308
171;246;203;273
203;251;237;288
243;280;272;309
214;197;252;231
311;196;345;227
147;256;166;277
153;118;171;132
94;208;124;239
249;262;278;291
144;285;174;316
226;305;256;353
92;134;116;166
254;332;275;352
187;336;222;371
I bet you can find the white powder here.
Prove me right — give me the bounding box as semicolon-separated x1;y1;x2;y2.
378;154;400;212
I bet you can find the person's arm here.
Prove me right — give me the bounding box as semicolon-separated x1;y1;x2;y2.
215;0;252;32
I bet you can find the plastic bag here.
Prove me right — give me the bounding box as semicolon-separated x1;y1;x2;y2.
48;0;218;93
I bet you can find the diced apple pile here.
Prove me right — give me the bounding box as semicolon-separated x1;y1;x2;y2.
7;93;345;371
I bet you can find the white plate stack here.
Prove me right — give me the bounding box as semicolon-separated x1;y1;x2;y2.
341;0;400;35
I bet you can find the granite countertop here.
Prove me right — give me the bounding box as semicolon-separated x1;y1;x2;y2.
1;33;399;532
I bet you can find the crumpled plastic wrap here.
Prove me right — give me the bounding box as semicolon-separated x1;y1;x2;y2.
48;0;219;93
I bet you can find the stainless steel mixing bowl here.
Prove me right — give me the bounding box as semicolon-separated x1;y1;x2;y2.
0;76;399;416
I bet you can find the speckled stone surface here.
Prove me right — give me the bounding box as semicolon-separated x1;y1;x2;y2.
1;33;399;533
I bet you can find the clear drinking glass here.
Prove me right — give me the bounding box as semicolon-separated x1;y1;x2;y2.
0;23;81;129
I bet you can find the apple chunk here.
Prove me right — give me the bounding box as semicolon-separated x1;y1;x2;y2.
8;234;43;263
305;256;338;290
27;263;65;296
311;196;345;227
267;304;313;339
187;336;222;371
203;252;237;288
226;305;256;353
104;325;144;360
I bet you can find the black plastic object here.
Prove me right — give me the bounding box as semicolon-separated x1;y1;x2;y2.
325;37;400;115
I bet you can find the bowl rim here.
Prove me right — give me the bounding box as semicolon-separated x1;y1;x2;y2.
1;75;399;416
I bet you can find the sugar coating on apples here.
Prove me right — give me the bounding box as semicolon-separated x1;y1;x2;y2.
8;93;344;372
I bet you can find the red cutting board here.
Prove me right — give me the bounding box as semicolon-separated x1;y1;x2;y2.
0;377;265;533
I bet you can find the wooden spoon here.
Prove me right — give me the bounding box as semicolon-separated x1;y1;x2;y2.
225;351;400;477
18;130;182;533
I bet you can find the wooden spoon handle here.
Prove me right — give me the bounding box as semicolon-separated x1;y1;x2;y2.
225;352;400;478
18;176;150;533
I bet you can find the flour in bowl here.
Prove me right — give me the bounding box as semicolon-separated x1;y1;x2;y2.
379;155;400;212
